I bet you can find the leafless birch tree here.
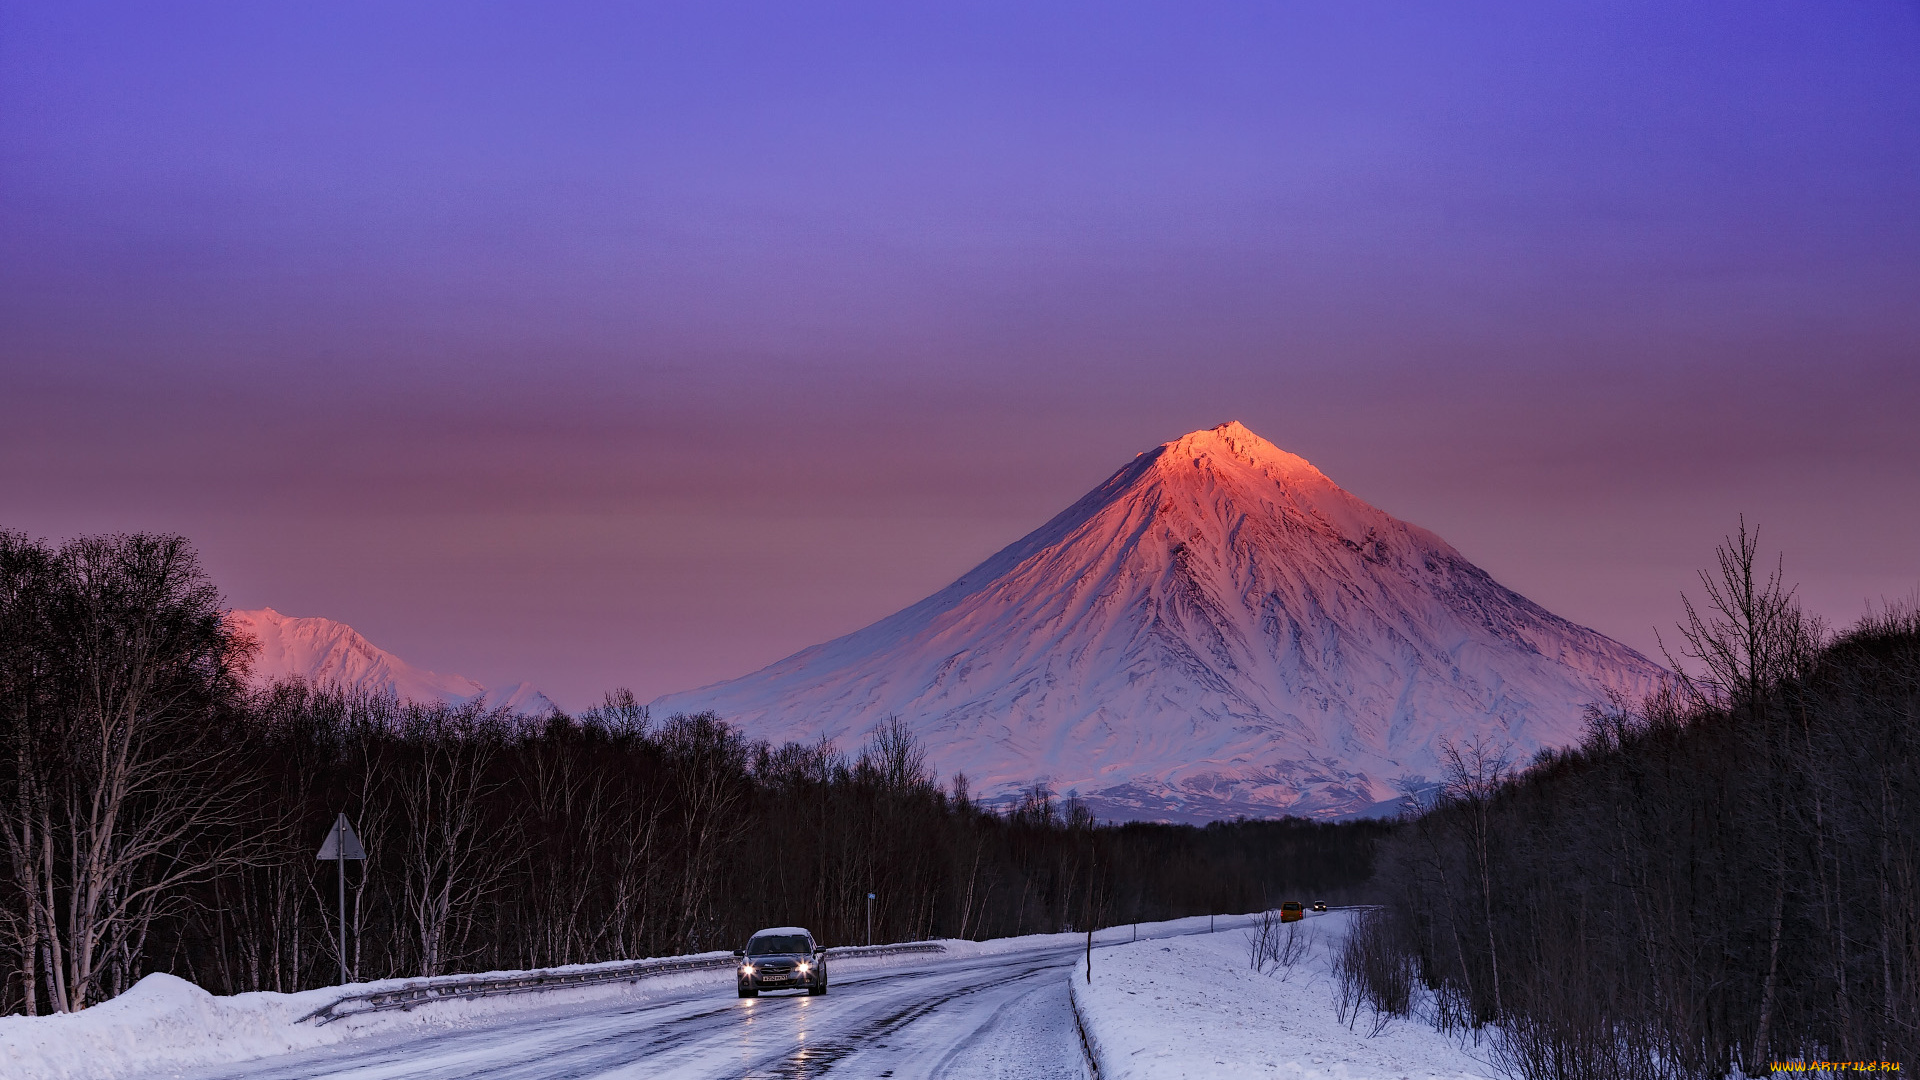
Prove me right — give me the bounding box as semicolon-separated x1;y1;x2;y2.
0;534;258;1011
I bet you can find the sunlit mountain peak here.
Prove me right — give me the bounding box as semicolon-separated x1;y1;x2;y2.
654;422;1665;822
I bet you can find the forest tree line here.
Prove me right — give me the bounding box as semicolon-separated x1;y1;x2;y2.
1357;525;1918;1078
0;530;1387;1014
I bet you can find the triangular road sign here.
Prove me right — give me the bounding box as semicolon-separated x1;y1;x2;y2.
316;813;366;860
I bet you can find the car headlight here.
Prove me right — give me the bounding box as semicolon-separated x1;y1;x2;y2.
740;963;755;975
796;961;811;974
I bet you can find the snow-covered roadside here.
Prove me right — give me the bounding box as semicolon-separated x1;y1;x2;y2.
0;954;748;1080
1071;911;1500;1080
0;914;1249;1080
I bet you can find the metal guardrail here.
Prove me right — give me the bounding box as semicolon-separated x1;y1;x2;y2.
299;942;947;1025
823;942;946;962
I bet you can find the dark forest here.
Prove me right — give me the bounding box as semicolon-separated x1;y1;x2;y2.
1348;527;1918;1077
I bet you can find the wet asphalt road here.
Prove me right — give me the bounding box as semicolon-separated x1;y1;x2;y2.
155;919;1249;1080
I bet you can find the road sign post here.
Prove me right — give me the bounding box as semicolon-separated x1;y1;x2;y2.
866;892;875;947
316;813;366;986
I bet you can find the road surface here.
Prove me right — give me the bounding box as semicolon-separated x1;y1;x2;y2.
153;925;1241;1080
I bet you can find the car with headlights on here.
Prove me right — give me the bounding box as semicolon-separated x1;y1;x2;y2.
734;927;827;997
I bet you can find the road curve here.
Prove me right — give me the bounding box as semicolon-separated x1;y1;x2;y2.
156;921;1246;1080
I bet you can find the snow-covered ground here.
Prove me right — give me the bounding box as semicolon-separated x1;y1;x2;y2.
0;916;1245;1080
0;912;1507;1080
1072;910;1500;1080
0;952;743;1080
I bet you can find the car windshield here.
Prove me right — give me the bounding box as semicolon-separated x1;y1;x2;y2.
747;934;811;955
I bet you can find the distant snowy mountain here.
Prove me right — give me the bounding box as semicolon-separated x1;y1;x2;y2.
229;607;556;715
653;422;1665;821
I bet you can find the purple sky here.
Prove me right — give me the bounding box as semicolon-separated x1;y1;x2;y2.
4;2;1918;710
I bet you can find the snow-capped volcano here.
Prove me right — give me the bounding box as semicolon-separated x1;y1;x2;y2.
653;421;1664;821
229;607;555;714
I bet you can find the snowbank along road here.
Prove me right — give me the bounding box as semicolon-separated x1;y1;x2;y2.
129;918;1253;1080
1074;910;1500;1079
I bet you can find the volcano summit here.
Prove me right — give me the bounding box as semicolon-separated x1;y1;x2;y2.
654;422;1664;820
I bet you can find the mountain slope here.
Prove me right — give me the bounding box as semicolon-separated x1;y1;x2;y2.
229;607;555;714
653;422;1664;821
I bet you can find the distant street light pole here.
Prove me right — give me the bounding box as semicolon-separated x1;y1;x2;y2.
866;893;875;947
316;813;366;985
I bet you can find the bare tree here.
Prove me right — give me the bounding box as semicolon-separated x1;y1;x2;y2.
333;692;402;984
658;712;748;951
579;689;649;737
0;532;57;1014
1437;733;1513;1021
1661;519;1822;1066
394;703;510;977
862;716;932;794
0;534;259;1010
1663;517;1822;714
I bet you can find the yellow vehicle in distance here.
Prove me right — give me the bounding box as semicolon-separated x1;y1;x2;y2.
1279;901;1305;923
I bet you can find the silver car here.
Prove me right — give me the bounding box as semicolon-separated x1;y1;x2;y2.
734;926;827;997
